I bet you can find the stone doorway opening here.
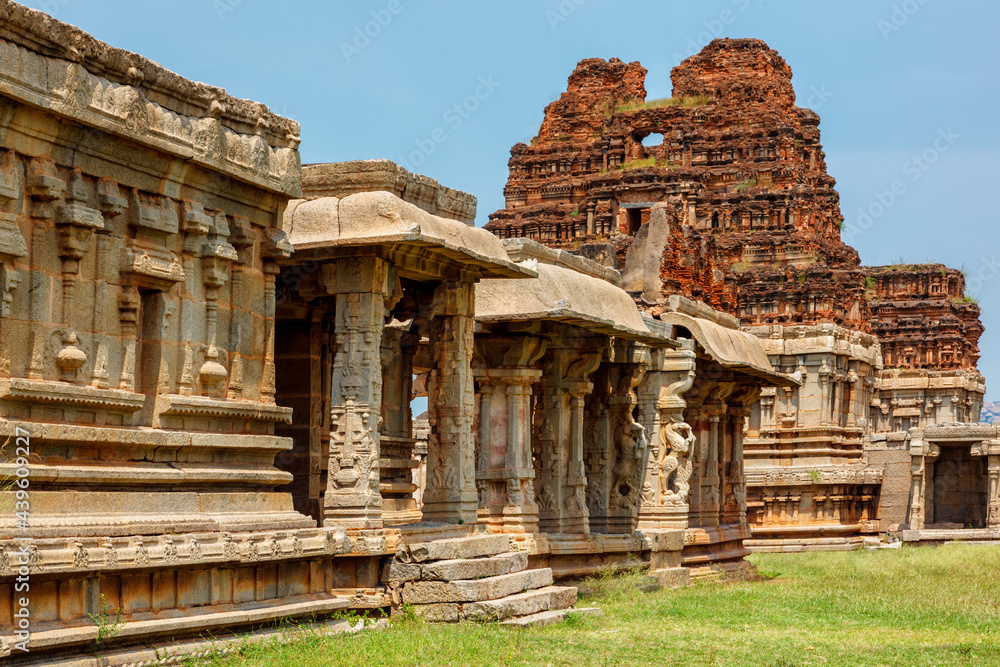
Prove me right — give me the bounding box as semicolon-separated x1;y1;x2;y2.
621;204;651;236
931;445;988;528
273;312;332;524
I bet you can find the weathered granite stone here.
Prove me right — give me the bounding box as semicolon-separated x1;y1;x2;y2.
463;586;578;621
405;534;512;563
401;568;553;604
382;562;422;583
500;606;602;627
421;551;528;581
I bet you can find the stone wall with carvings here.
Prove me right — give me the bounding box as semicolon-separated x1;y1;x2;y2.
0;5;360;659
742;323;884;551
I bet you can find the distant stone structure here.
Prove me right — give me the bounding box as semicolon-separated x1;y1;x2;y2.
486;39;990;551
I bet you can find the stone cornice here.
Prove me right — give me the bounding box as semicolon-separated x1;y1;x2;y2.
0;1;301;197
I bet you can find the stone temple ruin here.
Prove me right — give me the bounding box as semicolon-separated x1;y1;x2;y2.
0;4;993;663
486;38;994;552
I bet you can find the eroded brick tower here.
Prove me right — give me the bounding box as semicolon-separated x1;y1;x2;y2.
487;38;988;550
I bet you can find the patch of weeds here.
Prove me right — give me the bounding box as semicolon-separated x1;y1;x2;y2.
611;95;712;114
562;610;595;629
681;94;712;107
394;602;421;625
808;469;823;484
735;177;758;192
620;157;659;170
88;593;125;645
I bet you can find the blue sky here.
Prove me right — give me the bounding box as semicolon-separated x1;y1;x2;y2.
23;0;999;401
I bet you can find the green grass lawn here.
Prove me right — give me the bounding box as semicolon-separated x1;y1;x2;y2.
192;544;1000;667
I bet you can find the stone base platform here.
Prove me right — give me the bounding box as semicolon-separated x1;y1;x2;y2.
683;525;756;580
745;523;869;552
0;526;380;662
2;616;387;667
526;529;688;586
745;535;866;553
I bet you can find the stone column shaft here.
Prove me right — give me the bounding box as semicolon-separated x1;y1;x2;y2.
322;256;393;531
988;455;1000;529
474;364;542;535
423;282;478;524
534;346;601;535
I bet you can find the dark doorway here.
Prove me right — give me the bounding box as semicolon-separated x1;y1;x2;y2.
932;445;987;528
626;208;643;236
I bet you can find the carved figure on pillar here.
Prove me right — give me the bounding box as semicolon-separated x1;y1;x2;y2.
322;256;394;531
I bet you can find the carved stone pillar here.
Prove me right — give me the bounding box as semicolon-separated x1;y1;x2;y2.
584;364;612;533
534;344;602;534
423;282;478;525
261;229;293;400
637;348;696;530
473;334;546;535
565;385;591;533
322;255;395;531
724;388;757;527
687;409;708;527
598;356;649;534
700;402;724;527
988;454;1000;530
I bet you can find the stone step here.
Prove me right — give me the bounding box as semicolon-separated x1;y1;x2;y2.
405;533;512;563
422;551;528;582
383;551;529;584
463;585;578;622
500;606;602;627
402;567;553;604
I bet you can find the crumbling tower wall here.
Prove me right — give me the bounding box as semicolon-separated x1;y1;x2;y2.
487;38;990;549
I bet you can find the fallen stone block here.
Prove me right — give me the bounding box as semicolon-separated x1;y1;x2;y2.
402;568;553;604
421;551;528;581
500;606;602;627
407;534;512;563
463;585;577;622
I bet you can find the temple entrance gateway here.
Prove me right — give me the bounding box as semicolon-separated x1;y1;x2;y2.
904;424;1000;542
931;445;987;528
